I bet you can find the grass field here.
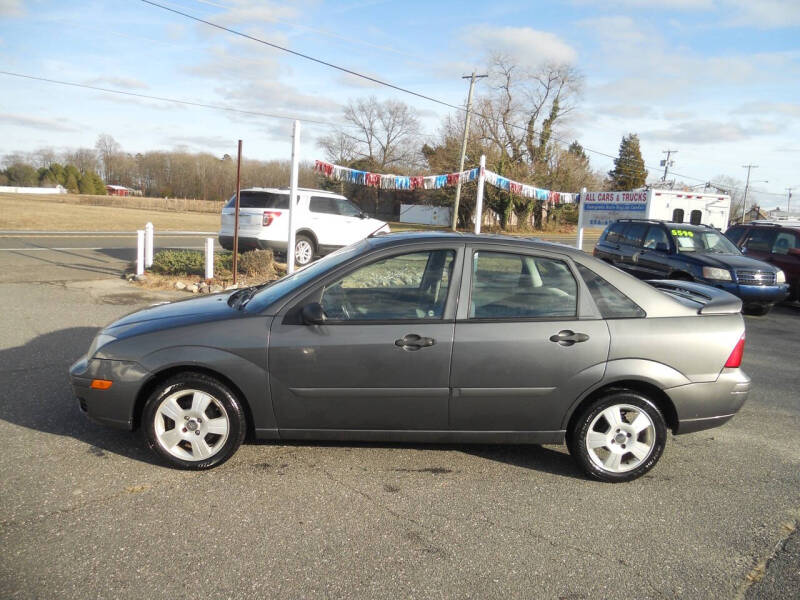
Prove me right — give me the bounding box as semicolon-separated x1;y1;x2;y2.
0;193;220;231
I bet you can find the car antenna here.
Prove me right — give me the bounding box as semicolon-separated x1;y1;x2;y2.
368;225;389;238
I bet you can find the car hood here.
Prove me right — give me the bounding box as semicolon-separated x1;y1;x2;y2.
105;292;240;334
689;252;779;272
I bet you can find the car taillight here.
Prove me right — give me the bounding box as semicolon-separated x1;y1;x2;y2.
263;211;281;226
724;334;745;368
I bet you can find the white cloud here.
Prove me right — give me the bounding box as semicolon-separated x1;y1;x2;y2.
0;113;79;132
464;26;577;67
723;0;800;28
734;102;800;117
0;0;23;17
641;119;782;144
84;76;149;91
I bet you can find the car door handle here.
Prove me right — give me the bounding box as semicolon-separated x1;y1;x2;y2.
549;330;590;346
395;334;435;351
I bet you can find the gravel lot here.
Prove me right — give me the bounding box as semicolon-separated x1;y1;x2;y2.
0;247;797;599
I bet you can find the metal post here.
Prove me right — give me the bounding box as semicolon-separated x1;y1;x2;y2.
741;164;757;223
451;72;487;231
136;229;145;275
576;187;587;250
474;155;486;234
287;120;300;274
205;237;214;280
232;140;242;286
144;222;154;268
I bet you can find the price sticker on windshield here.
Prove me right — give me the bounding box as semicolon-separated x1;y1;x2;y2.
671;229;694;237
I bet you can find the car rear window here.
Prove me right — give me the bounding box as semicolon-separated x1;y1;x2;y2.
225;191;289;209
576;264;645;319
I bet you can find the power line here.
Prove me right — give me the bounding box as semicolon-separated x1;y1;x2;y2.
0;70;334;126
140;1;791;199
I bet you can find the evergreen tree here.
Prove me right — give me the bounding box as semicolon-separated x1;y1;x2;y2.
568;141;589;165
78;173;94;194
65;172;79;193
608;134;647;190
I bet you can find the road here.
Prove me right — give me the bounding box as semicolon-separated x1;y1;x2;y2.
0;232;219;283
0;236;797;599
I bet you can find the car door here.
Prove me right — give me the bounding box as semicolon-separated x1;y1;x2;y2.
768;230;800;292
617;222;649;278
635;225;672;278
307;195;341;248
268;244;462;433
740;228;777;262
449;245;610;433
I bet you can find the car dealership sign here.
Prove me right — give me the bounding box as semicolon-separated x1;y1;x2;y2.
582;191;648;227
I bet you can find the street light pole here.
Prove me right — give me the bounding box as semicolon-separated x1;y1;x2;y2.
741;164;758;222
451;72;487;231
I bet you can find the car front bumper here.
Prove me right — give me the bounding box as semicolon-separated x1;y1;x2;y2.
69;355;150;430
667;368;751;434
706;280;790;305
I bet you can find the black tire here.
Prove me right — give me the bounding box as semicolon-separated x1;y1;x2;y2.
743;303;771;316
294;234;315;266
142;372;246;470
567;390;667;483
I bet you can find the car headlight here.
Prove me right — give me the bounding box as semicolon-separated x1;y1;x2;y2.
702;266;732;281
88;333;117;357
776;270;786;284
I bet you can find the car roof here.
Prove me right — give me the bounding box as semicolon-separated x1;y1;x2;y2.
744;220;800;230
365;230;585;256
612;219;716;230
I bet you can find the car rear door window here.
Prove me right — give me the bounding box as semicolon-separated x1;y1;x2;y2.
469;251;577;319
333;198;363;217
576;264;645;319
310;196;338;214
621;222;648;247
604;222;626;243
771;231;799;254
320;250;455;320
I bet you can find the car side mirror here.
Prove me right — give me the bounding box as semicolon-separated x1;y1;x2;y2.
655;242;668;252
301;302;326;325
358;212;367;219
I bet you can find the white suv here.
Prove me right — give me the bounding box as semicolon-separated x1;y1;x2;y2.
219;187;390;266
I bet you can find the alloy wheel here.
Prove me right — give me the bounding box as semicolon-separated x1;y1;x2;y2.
154;389;230;461
584;403;656;473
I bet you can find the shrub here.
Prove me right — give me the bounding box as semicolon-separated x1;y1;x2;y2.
150;248;275;278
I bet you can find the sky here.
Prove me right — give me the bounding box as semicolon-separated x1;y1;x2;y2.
0;0;798;208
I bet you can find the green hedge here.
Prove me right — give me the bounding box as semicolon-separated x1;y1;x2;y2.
151;249;275;278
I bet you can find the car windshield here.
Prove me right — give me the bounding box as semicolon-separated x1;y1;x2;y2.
243;242;366;313
671;228;741;254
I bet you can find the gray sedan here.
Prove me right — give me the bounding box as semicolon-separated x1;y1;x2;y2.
70;232;750;482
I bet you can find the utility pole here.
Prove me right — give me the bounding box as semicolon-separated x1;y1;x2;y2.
786;188;794;214
451;71;487;231
741;164;758;223
661;149;677;182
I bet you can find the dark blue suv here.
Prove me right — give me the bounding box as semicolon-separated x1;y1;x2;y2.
593;219;789;314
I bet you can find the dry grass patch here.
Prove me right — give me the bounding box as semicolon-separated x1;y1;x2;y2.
0;193;219;231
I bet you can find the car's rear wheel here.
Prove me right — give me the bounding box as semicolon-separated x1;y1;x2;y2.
743;303;771;316
568;390;667;482
294;234;315;266
143;372;246;470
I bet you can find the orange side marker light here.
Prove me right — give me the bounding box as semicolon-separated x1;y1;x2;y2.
90;379;113;390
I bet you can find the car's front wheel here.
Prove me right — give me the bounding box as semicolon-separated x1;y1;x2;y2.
568;390;667;482
143;372;246;469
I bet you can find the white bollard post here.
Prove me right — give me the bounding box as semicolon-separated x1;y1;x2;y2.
205;237;214;280
136;229;145;276
144;222;154;268
287;120;300;274
576;187;587;250
474;154;486;234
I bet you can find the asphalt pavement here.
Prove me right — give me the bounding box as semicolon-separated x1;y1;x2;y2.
0;238;797;599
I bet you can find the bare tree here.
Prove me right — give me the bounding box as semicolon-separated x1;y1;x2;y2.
95;134;122;182
321;97;422;172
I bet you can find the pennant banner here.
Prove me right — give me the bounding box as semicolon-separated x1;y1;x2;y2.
314;160;573;204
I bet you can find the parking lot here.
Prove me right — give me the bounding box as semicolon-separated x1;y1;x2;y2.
0;236;798;599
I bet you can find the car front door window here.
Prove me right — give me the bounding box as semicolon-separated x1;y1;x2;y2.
321;250;455;320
